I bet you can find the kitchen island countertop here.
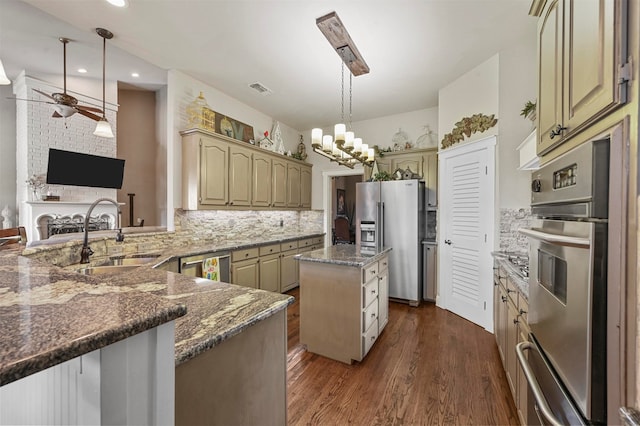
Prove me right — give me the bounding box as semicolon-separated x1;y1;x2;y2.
295;244;392;267
1;231;323;386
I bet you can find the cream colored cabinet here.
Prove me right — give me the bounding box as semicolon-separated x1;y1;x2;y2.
536;0;627;156
286;164;301;207
181;129;312;210
516;305;530;426
272;158;287;208
229;145;252;207
300;165;312;208
505;293;519;397
259;254;280;293
231;248;260;289
424;151;438;207
377;257;389;331
280;250;299;293
299;253;389;364
252;152;272;207
391;153;424;176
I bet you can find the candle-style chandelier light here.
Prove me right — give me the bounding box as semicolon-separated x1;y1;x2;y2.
311;12;374;169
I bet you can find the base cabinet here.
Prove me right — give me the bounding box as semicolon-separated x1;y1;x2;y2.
0;323;175;425
259;252;281;293
299;254;389;364
231;248;260;289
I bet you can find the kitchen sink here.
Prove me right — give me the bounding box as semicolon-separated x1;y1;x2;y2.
77;264;143;275
104;256;160;266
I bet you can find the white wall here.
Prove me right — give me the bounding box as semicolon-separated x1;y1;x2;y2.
304;107;439;209
0;84;17;227
165;70;302;229
497;33;537;209
438;55;499;144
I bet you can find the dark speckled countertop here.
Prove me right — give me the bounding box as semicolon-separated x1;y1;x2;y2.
295;244;392;267
0;232;323;386
491;251;529;300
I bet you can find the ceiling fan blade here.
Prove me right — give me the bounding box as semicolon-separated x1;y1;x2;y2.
32;89;56;100
52;111;63;118
76;109;102;121
76;104;104;113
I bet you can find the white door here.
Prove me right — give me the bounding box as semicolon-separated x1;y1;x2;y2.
438;136;495;330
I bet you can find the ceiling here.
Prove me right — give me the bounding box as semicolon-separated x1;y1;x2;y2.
1;0;537;131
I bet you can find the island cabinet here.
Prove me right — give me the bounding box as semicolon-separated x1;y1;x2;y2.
181;128;312;210
535;0;628;156
298;250;390;364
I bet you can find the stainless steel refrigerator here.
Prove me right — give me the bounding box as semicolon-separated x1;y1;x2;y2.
356;180;425;305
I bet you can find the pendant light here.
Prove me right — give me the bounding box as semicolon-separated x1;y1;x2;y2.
93;28;114;138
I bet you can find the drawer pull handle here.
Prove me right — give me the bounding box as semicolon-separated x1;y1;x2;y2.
501;296;507;303
371;313;376;318
519;309;527;315
371;289;376;294
513;318;519;325
371;336;376;341
507;289;516;294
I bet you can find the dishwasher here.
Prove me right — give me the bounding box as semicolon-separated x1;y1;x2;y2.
178;251;231;282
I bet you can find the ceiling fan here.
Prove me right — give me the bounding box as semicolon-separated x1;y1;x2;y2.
20;37;104;121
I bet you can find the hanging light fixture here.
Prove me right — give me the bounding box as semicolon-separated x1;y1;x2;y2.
93;28;114;138
0;58;10;85
311;12;373;169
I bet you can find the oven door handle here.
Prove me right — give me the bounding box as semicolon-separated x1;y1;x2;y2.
518;228;590;248
516;341;564;426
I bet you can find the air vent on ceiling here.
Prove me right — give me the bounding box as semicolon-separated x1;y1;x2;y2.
248;82;273;96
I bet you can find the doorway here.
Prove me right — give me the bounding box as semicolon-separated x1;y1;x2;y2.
322;169;364;247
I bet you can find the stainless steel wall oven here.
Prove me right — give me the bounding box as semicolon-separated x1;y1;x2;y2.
519;139;609;425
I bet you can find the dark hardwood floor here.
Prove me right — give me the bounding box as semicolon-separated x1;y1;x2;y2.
286;287;519;425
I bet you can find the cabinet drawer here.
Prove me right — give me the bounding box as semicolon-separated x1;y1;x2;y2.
363;261;379;284
506;276;518;306
232;247;259;262
298;238;314;248
312;236;323;245
280;241;298;252
363;299;379;332
378;256;389;273
363;278;379;308
362;319;379;357
259;244;280;256
518;295;529;324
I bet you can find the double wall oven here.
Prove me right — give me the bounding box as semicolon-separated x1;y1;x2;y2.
519;139;609;425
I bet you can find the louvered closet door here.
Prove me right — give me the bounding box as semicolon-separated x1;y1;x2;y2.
439;137;495;330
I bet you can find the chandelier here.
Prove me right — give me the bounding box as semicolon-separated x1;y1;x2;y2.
311;12;374;169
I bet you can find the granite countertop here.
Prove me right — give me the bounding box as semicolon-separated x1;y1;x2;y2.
0;248;186;386
1;232;321;386
295;244;392;267
491;251;529;300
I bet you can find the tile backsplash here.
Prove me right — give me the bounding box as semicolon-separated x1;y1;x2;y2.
499;207;532;253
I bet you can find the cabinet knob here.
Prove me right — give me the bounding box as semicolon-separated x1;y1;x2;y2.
245;253;249;257
372;270;376;275
519;309;527;315
371;336;376;341
501;296;507;303
444;239;452;245
371;289;376;294
513;318;519;324
371;313;376;318
549;124;567;139
229;201;234;205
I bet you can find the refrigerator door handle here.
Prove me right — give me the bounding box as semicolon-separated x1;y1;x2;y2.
377;201;384;249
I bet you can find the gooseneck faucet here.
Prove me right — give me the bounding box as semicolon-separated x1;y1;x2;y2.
80;198;124;264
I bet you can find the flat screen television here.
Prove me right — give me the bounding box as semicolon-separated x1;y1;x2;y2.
46;148;125;189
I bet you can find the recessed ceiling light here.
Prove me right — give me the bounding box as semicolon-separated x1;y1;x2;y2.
131;72;139;78
78;68;87;73
105;0;128;7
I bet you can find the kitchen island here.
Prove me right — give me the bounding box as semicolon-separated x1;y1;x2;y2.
1;231;322;425
296;245;391;364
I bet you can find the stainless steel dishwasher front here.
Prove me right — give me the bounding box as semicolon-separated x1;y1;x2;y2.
179;251;231;281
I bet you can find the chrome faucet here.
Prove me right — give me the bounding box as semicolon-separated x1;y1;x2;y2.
80;198;124;264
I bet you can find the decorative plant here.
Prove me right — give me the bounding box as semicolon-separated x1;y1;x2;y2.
520;100;537;121
373;171;393;181
373;145;393;158
440;113;498;150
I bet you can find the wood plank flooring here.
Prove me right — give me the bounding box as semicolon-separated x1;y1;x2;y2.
286;287;519;425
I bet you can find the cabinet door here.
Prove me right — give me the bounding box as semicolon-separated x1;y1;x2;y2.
231;259;259;289
272;159;287;207
286;163;301;207
537;0;564;154
259;253;280;293
495;285;507;365
391;153;424;177
378;269;389;331
200;138;228;206
252;153;272;207
517;327;530;425
300;165;312;208
424;151;438;207
563;0;621;135
505;300;519;398
280;249;298;293
229;145;252;207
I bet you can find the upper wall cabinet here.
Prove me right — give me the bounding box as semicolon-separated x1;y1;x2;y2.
366;148;438;206
181;129;312;211
536;0;628;156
